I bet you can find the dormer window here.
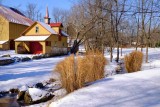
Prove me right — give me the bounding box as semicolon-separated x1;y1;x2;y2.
35;26;39;33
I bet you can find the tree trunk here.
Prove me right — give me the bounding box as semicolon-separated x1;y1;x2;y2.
110;46;113;62
116;43;120;62
146;42;149;63
121;40;122;56
141;46;143;52
71;40;79;54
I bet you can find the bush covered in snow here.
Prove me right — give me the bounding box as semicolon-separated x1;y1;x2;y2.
21;57;31;62
1;54;11;57
124;51;143;73
0;58;15;66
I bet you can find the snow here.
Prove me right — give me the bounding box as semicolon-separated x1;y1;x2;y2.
53;89;67;98
15;36;50;41
19;85;28;91
50;68;160;107
38;22;58;34
28;88;50;101
0;48;160;107
0;40;8;45
49;48;160;107
0;50;33;58
61;31;69;37
0;51;66;91
0;57;12;61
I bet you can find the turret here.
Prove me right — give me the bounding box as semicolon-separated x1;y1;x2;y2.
44;6;50;24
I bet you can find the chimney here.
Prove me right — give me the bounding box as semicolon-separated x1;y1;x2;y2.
44;6;51;24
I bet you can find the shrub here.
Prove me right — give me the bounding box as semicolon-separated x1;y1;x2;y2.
32;55;42;60
1;54;10;57
124;51;143;73
55;55;76;93
54;50;107;93
82;50;107;83
21;57;31;62
0;58;15;66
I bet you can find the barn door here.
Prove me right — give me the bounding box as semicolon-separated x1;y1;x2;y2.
10;40;15;50
29;42;42;54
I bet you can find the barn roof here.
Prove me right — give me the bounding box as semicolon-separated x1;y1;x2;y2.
0;5;33;26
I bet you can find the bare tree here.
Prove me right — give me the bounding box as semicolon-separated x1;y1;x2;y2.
67;0;99;54
25;3;42;21
101;0;128;62
52;8;70;33
52;8;69;23
134;0;159;62
65;0;160;62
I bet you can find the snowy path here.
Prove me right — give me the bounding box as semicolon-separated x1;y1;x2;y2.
50;69;160;107
0;56;66;91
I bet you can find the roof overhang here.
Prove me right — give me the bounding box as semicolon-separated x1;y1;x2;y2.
0;40;8;45
15;36;50;41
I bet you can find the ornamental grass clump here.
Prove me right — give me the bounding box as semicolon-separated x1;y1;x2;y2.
84;50;107;83
54;55;76;93
54;50;107;93
124;51;143;73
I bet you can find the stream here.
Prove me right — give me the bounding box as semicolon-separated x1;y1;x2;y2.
0;93;20;107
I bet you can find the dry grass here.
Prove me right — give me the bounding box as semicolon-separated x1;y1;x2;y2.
54;51;107;93
84;50;107;82
124;51;143;73
55;55;76;93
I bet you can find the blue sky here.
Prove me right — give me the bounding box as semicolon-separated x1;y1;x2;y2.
2;0;73;19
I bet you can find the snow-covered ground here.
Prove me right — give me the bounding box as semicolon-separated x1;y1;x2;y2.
0;48;160;107
49;48;160;107
0;50;33;58
0;50;66;91
50;68;160;107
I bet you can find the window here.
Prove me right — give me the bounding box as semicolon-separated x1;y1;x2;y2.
54;41;57;46
46;41;51;46
58;35;62;41
62;42;65;47
35;26;39;33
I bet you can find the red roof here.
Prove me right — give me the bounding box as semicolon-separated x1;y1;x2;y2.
49;23;63;27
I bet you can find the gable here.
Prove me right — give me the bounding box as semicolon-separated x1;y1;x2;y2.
24;22;52;36
51;27;59;33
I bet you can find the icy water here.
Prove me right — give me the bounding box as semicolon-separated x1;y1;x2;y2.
0;93;20;107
